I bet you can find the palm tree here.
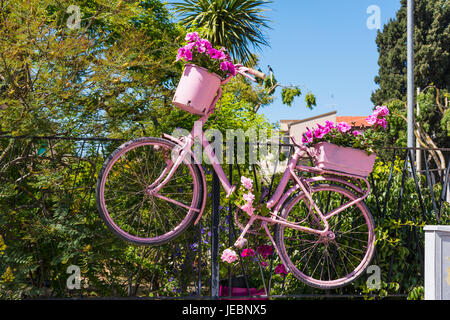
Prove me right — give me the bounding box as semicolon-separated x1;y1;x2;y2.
172;0;272;64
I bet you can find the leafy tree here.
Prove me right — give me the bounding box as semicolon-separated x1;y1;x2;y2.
384;87;449;175
0;0;206;299
171;0;272;64
0;0;182;139
371;0;449;105
371;0;449;174
219;65;315;115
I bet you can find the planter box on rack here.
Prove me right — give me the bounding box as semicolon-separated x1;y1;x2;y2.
172;64;222;116
312;142;377;177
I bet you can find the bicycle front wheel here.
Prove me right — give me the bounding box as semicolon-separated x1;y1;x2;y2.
96;137;203;246
274;184;375;289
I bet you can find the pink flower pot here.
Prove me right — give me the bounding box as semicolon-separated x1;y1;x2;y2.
312;142;376;177
219;286;268;300
172;64;222;116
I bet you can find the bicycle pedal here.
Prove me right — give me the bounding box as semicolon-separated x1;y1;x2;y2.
234;238;247;249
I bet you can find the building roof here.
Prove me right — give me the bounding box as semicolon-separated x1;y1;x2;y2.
283;111;338;129
280;112;372;132
280;120;301;125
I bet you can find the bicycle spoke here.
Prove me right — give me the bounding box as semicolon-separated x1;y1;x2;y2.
327;248;340;280
333;243;358;271
310;250;325;280
338;233;368;244
301;241;320;274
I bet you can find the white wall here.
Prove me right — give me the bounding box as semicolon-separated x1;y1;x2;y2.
289;113;337;141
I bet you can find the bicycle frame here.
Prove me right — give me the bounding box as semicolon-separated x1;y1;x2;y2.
155;110;371;239
97;64;376;282
148;66;372;261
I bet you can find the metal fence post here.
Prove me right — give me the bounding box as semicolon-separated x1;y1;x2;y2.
407;0;415;153
211;170;220;299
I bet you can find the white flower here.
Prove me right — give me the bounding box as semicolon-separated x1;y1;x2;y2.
257;153;288;184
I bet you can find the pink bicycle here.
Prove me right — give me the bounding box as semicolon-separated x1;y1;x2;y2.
96;65;375;289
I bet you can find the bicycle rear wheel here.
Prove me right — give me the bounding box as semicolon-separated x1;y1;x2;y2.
96;137;203;246
274;184;375;289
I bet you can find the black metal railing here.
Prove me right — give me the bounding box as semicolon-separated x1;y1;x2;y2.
0;135;449;299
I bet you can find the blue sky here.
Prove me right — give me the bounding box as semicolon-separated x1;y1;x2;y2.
255;0;402;124
167;0;403;124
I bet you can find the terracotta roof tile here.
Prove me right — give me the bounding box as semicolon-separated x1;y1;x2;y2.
336;116;371;127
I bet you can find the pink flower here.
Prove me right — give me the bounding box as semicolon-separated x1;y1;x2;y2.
221;249;238;264
260;261;268;267
185;42;196;51
275;263;288;275
257;245;273;259
243;192;255;203
377;118;387;129
366;115;377;126
325;121;336;129
208;48;226;60
176;46;193;61
241;248;256;257
220;61;229;71
196;38;212;53
314;125;329;139
227;62;236;76
185;32;200;43
313;129;322;139
353;130;362;137
196;45;206;54
241;176;253;190
302;129;314;144
366;105;389;129
220;61;236;76
373;105;389;117
336;122;352;133
241;202;254;215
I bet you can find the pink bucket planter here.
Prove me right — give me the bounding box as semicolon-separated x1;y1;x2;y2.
312;142;377;177
219;286;268;300
172;64;222;116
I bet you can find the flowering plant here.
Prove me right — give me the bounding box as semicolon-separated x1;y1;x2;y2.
232;176;271;218
176;32;237;79
220;243;288;284
220;175;289;270
301;106;390;155
218;174;291;292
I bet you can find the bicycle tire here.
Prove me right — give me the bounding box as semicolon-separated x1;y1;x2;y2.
96;137;203;246
274;184;375;289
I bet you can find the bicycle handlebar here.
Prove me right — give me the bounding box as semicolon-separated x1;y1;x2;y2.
290;136;309;153
230;64;266;83
290;135;315;158
220;65;266;86
246;68;266;79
